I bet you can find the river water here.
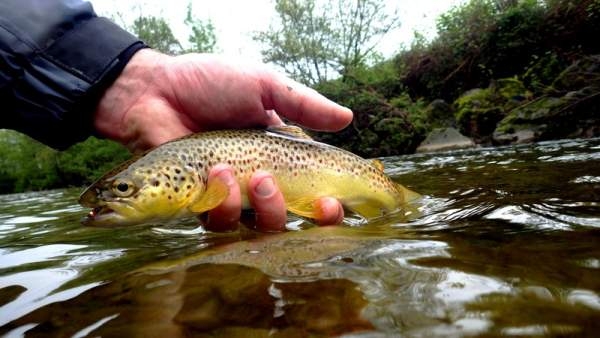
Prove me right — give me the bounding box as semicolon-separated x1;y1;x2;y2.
0;138;599;337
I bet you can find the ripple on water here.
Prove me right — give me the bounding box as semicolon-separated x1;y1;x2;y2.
339;238;513;336
3;216;57;224
0;244;86;269
0;268;100;327
571;175;600;183
485;205;570;230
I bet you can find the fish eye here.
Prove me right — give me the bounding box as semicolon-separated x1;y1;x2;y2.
112;180;136;197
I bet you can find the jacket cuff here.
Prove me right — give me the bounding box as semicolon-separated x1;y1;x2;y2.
33;17;147;149
45;16;146;86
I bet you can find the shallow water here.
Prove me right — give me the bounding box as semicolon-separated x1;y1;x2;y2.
0;138;599;337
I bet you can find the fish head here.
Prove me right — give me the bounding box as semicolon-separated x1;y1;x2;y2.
79;159;203;227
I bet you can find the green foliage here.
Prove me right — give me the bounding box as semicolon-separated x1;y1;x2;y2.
254;0;400;86
57;137;131;187
0;131;60;192
397;0;600;102
0;131;131;194
522;51;564;94
183;3;217;53
131;16;182;55
128;2;216;55
313;81;425;156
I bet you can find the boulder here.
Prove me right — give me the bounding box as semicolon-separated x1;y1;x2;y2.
416;127;476;153
453;78;531;142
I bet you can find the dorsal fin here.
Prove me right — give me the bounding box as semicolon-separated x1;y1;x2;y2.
370;159;385;172
267;125;314;140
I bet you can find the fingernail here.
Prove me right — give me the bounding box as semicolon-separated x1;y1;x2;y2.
255;177;275;197
216;169;235;186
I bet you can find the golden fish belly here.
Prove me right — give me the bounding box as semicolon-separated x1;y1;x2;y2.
170;129;406;217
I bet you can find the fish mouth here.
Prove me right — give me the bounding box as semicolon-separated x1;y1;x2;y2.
82;205;116;226
89;206;114;218
82;199;156;227
82;203;134;227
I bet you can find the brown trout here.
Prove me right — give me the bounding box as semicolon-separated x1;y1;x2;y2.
79;126;419;227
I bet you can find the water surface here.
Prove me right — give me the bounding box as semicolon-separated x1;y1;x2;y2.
1;138;599;337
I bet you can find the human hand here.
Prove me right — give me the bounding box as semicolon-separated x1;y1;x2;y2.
95;49;352;150
202;165;344;232
94;49;351;231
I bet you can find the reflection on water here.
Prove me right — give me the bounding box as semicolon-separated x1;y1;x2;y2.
0;138;599;337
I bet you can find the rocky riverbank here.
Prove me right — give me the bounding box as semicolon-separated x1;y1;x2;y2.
315;55;600;155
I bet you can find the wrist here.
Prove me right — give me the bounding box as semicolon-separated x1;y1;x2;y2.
93;48;167;144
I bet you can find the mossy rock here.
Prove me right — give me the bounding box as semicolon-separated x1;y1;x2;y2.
500;97;566;128
454;88;505;139
494;77;530;102
454;78;532;141
425;99;454;128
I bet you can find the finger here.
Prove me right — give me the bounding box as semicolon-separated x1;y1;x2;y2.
261;72;353;131
263;109;285;127
248;171;288;232
203;164;241;232
313;197;344;225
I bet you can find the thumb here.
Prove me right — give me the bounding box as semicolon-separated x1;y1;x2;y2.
124;100;193;152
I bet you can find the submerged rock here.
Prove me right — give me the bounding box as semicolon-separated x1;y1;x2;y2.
416;127;476;153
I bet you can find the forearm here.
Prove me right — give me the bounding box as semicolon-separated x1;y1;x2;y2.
0;0;145;149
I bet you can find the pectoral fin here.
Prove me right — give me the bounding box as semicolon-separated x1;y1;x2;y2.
189;179;229;213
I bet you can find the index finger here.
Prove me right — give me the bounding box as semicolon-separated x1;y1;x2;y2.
260;72;353;131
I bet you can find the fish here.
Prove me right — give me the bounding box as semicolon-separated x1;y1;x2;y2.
79;126;420;227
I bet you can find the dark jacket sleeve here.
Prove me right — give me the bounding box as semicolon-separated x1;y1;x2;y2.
0;0;147;149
